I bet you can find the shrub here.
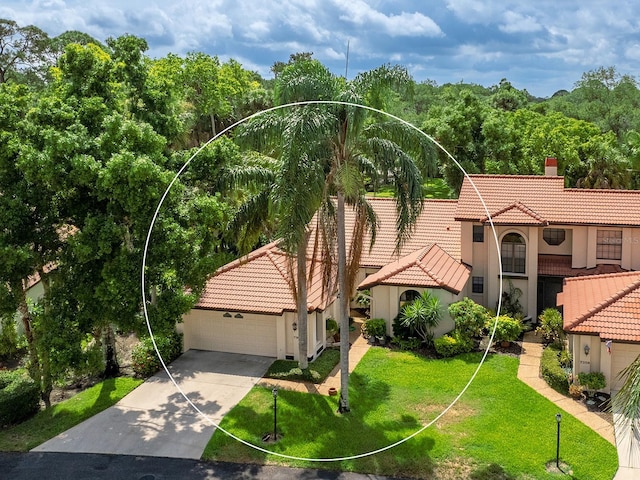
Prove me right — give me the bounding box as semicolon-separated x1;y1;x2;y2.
558;348;572;368
400;291;442;347
392;313;414;339
578;371;606;394
540;346;569;394
132;331;183;378
362;318;386;338
434;333;474;358
0;317;22;359
448;298;489;340
0;370;40;426
569;383;584;398
391;336;422;351
489;315;523;344
536;308;565;347
325;317;338;336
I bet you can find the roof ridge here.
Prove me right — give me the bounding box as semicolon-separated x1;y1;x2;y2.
481;200;548;224
415;245;447;288
566;276;640;331
215;240;281;275
372;245;431;284
564;270;640;284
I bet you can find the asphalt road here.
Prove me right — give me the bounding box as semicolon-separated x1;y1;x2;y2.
0;452;403;480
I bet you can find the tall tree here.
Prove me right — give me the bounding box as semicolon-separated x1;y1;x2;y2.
0;19;51;85
262;59;431;411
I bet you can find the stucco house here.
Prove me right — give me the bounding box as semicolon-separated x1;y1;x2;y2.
183;157;640;392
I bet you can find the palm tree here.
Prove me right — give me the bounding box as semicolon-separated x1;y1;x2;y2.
235;58;434;411
400;291;442;347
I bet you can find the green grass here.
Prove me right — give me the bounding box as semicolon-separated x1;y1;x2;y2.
203;349;617;479
368;178;454;200
265;348;340;383
0;377;143;451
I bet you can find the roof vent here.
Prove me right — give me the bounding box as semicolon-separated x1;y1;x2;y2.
544;157;558;176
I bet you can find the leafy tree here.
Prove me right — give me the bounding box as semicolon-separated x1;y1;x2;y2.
489;78;529;112
422;88;488;193
400;291;442;347
0;19;51;84
535;308;565;347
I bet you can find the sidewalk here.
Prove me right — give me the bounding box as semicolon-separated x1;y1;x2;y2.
518;331;640;479
258;318;370;396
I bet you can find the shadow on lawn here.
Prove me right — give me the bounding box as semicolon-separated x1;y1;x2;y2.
207;371;437;477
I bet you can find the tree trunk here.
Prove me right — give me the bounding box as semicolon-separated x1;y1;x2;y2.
103;324;119;378
17;285;41;386
296;237;309;370
337;191;350;413
210;113;217;137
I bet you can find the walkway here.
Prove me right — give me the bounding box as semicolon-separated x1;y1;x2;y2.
258;317;371;396
518;331;640;479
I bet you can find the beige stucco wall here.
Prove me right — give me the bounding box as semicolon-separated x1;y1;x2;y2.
569;334;640;394
369;285;461;338
538;227;573;256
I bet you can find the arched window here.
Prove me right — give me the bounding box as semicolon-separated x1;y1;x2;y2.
501;233;526;274
399;289;420;310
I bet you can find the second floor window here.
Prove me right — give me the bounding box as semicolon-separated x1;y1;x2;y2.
473;225;484;242
501;233;526;274
597;230;622;260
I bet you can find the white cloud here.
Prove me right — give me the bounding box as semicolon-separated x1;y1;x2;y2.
499;11;542;34
336;0;442;37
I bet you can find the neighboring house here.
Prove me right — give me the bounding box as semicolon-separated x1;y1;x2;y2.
559;271;640;394
184;158;640;391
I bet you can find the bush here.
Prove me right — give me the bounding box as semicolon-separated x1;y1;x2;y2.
536;308;565;347
392;313;414;339
569;383;584;398
0;317;22;359
132;331;183;378
578;371;606;394
0;370;40;426
434;333;474;358
325;317;338;336
489;315;523;344
362;318;386;338
391;336;422;351
540;346;569;395
448;298;489;340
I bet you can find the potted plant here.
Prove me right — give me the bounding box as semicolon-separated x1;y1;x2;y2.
326;317;339;343
578;371;606;397
363;318;387;344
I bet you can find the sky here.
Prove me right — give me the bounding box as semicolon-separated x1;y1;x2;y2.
2;0;640;98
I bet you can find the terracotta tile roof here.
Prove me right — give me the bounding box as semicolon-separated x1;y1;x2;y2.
481;201;548;225
357;244;470;294
195;198;462;315
558;271;640;341
538;255;628;277
195;241;333;315
342;198;461;265
456;175;640;226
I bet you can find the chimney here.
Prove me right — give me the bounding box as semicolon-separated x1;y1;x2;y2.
544;157;558;176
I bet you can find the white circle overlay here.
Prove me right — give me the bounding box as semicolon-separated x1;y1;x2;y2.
141;100;504;462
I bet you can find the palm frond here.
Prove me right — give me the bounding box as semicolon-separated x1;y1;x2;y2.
612;354;640;421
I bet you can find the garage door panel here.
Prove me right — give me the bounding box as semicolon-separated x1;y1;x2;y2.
184;311;277;357
611;343;640;392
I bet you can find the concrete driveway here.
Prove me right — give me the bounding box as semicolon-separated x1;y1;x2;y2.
32;350;273;459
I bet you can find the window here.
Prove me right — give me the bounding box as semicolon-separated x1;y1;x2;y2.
501;233;526;274
399;290;420;309
597;230;622;260
543;228;566;246
473;225;484;242
472;276;484;294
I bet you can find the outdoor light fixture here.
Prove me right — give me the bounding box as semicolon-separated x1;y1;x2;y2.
292;322;297;331
223;312;232;317
272;387;278;440
584;344;590;356
555;413;562;469
234;313;243;318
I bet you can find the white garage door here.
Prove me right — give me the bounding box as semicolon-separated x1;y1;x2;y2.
611;343;640;392
183;310;277;357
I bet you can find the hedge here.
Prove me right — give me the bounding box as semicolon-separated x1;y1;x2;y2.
0;370;40;426
540;345;569;394
132;331;183;378
434;333;474;358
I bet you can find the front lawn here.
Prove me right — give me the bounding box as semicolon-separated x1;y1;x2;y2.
203;349;617;479
265;347;340;383
0;377;142;451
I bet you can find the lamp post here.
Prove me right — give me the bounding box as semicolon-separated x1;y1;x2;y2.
555;413;562;469
272;387;278;440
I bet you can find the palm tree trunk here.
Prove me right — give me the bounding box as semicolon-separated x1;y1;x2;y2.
296;237;309;370
337;191;350;412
